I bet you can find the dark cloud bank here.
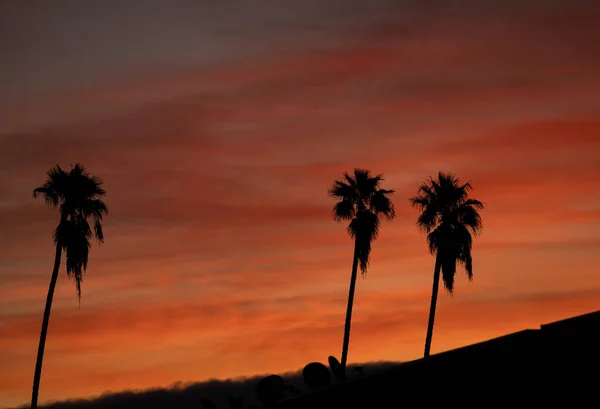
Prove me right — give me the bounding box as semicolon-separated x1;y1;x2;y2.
11;362;398;409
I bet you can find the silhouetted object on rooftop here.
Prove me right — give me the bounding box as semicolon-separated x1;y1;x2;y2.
30;163;108;409
302;362;331;389
327;356;346;381
226;394;244;409
329;169;395;375
255;375;286;406
200;398;218;409
410;172;483;358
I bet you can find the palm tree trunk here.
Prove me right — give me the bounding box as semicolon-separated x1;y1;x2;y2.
31;239;62;409
340;238;360;377
424;255;441;358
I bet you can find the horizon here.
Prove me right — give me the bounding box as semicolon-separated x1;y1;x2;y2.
8;309;597;409
1;0;600;407
6;360;398;409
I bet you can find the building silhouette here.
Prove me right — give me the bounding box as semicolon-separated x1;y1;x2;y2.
272;310;600;408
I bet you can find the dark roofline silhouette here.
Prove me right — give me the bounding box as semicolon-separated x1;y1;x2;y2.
271;309;600;408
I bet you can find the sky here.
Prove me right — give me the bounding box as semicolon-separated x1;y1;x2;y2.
1;0;600;407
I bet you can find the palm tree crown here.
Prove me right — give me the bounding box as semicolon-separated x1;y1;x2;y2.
410;172;483;292
33;163;108;300
329;169;395;274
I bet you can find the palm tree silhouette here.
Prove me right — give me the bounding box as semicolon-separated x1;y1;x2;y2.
30;164;108;409
410;172;483;358
329;169;395;375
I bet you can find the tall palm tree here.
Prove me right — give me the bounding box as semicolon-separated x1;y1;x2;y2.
328;169;395;375
410;172;483;358
31;164;108;409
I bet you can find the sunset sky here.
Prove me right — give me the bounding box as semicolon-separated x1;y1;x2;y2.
1;0;600;407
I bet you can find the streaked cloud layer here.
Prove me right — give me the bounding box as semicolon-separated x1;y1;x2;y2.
1;0;599;407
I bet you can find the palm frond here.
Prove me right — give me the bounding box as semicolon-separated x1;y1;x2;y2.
94;219;104;243
370;189;395;220
456;202;484;236
33;165;68;207
352;169;371;185
414;171;483;292
418;183;437;202
426;228;440;256
441;254;458;293
416;206;438;233
429;177;441;196
333;199;355;221
409;195;428;210
330;169;394;275
328;180;355;201
35;163;107;300
411;179;441;232
354;169;381;198
350;211;380;274
343;171;357;189
457;250;473;280
53;215;92;301
463;198;484;209
33;186;60;207
80;198;108;218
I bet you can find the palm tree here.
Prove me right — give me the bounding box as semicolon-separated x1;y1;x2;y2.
410;172;483;358
328;169;395;375
31;163;108;409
